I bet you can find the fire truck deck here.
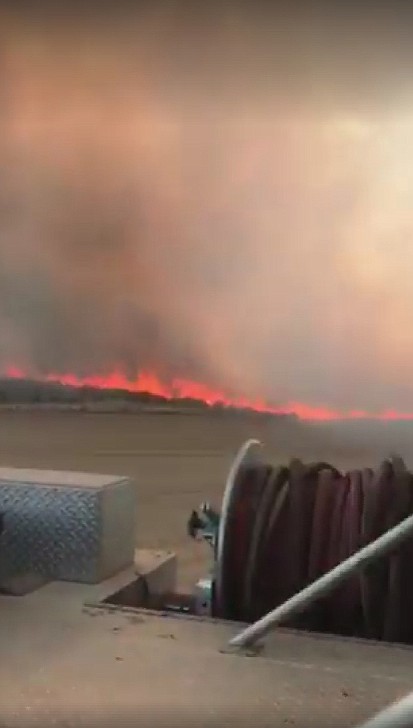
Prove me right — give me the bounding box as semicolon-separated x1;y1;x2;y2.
1;550;412;728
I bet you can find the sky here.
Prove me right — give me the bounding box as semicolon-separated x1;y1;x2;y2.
1;3;413;413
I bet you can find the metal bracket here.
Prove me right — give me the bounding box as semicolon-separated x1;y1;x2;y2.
187;502;220;551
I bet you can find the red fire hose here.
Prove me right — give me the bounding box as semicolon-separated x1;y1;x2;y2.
214;446;413;645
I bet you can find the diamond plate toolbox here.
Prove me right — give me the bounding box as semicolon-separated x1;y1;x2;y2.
0;468;137;584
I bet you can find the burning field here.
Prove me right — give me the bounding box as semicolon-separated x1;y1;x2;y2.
3;368;413;422
0;368;379;420
1;4;413;423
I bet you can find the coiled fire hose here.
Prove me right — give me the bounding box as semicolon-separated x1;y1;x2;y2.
209;444;413;644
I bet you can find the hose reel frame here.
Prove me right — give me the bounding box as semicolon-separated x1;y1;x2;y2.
214;439;263;618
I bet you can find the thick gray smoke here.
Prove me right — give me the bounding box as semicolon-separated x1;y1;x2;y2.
1;3;413;413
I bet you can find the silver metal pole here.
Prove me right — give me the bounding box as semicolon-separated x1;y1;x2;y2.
355;691;413;728
229;510;413;649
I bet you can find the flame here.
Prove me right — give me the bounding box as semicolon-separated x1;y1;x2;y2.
3;366;413;421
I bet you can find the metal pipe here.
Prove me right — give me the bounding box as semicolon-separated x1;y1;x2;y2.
229;510;413;649
354;691;413;728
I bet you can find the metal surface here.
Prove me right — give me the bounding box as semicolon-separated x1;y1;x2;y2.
193;576;213;615
355;691;413;728
0;468;137;584
229;508;413;649
215;438;262;616
1;575;413;727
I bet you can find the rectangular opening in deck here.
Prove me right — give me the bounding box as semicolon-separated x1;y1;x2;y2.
102;575;197;615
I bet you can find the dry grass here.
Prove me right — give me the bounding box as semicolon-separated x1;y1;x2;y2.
0;409;410;586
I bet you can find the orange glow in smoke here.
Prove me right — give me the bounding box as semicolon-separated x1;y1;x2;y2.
4;366;413;421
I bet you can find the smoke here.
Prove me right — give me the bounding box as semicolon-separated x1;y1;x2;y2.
1;3;413;413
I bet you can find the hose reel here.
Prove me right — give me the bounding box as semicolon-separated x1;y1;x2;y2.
189;440;413;645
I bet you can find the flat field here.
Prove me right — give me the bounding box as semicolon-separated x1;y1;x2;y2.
0;409;410;587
